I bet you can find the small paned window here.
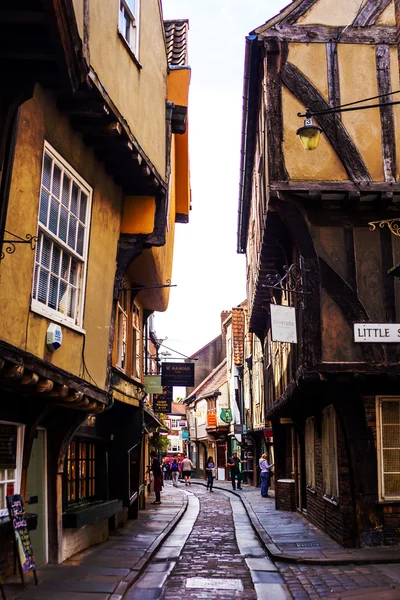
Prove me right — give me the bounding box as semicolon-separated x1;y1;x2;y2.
116;292;128;370
119;0;140;56
168;436;181;453
132;302;141;379
377;397;400;500
32;143;92;329
66;440;96;506
305;417;316;489
322;405;338;500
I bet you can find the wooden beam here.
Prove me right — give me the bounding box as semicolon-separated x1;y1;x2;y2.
35;379;54;394
265;40;289;182
376;44;397;183
64;390;84;403
270;180;400;192
264;25;396;44
58;98;110;118
353;0;392;26
1;363;24;380
20;372;40;387
327;41;340;114
0;11;46;25
281;62;372;184
282;0;318;24
48;384;69;399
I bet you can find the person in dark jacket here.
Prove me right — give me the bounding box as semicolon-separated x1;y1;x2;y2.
226;452;242;490
151;451;163;504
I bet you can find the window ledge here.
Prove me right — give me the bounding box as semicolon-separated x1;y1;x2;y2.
63;499;122;529
31;302;86;335
118;31;142;69
306;485;317;495
323;494;339;506
376;500;400;505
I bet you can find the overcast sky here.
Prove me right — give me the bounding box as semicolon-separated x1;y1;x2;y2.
156;0;288;362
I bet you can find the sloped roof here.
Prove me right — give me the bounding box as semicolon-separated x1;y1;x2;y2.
163;20;189;66
169;402;186;416
185;358;227;404
188;334;222;359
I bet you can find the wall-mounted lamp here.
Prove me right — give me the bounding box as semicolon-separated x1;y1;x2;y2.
296;116;322;151
297;90;400;151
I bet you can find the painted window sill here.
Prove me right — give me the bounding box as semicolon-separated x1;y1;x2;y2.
323;494;339;506
306;485;316;494
118;31;142;69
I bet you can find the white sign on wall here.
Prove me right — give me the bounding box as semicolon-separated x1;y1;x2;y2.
354;323;400;343
270;304;297;344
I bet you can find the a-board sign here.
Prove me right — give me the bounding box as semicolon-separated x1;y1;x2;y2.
153;386;173;413
161;362;195;387
6;494;35;574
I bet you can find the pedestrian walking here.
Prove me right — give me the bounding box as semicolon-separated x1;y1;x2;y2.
163;460;171;481
170;458;180;487
150;451;163;504
259;452;274;498
205;456;216;491
226;452;242;490
181;454;195;485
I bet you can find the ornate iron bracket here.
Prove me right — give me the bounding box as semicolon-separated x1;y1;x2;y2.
368;218;400;237
1;230;37;260
261;260;310;307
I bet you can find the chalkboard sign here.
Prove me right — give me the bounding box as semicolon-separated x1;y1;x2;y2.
0;425;17;469
6;495;36;574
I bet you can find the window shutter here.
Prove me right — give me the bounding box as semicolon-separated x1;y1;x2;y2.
305;418;315;488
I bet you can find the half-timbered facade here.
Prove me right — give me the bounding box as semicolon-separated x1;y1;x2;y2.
238;0;400;546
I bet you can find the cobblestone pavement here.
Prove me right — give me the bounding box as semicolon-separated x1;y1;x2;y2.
277;562;400;599
161;489;257;600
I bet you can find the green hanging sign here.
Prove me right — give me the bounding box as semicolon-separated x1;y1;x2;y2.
220;408;232;423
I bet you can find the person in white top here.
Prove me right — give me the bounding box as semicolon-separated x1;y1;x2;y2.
259;452;274;498
180;455;195;485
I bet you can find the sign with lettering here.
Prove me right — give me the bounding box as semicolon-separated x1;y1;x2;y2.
354;323;400;343
144;375;163;394
7;494;35;574
153;386;173;413
270;304;297;344
207;414;217;427
220;408;232;423
161;363;195;387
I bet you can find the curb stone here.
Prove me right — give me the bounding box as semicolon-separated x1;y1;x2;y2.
118;492;189;600
189;481;400;567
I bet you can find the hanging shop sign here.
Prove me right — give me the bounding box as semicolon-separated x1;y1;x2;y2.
270;304;297;344
207;414;217;427
161;362;195;387
153;386;173;413
220;408;232;423
7;494;36;575
234;424;244;434
354;323;400;343
178;420;187;427
144;375;163;394
182;430;189;440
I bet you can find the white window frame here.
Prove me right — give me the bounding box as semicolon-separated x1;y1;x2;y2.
170;417;180;429
131;302;141;380
376;396;400;501
31;142;92;332
118;0;140;57
305;417;316;489
0;423;24;518
116;293;128;371
168;436;182;453
322;405;339;500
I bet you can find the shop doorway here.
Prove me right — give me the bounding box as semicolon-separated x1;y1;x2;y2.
26;429;47;566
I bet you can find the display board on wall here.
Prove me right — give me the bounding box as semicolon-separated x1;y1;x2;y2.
0;424;17;469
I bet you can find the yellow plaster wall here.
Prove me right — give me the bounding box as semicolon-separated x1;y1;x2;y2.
167;69;191;107
120;196;156;234
88;0;167;177
282;87;348;181
376;2;395;26
298;0;368;26
338;44;384;181
174;129;190;219
288;43;329;102
0;85;123;389
72;0;84;42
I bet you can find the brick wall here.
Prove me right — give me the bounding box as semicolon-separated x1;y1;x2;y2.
306;414;355;547
276;480;296;511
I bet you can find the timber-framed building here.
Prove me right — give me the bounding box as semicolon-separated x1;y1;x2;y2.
238;0;400;546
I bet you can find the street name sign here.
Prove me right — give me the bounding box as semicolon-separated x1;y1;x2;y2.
354;323;400;343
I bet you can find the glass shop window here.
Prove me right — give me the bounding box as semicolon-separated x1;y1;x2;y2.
66;439;98;506
0;424;19;516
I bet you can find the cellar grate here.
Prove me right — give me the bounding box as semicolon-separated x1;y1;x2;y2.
296;542;321;548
